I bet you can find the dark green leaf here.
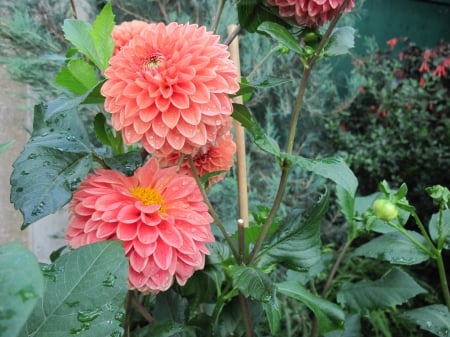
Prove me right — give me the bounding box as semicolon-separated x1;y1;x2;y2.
154;290;188;323
230;265;275;302
63;3;114;72
429;210;450;250
11;104;92;227
262;297;281;335
133;321;194;337
337;268;427;313
93;113;115;147
336;184;355;229
20;241;128;337
0;243;44;337
286;154;358;196
232;77;292;100
277;281;345;333
255;190;328;270
324;314;361;337
400;305;450;337
237;0;286;33
326;26;355;56
352;231;431;265
232;103;281;157
103;151;143;176
257;21;302;54
55;59;98;95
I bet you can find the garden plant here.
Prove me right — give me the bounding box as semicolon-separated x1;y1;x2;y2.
1;1;449;337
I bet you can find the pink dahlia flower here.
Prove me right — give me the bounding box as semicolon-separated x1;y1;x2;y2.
112;20;154;55
267;0;355;27
159;132;236;186
65;158;214;293
101;22;239;156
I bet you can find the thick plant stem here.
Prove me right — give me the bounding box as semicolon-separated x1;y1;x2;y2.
239;293;255;337
249;0;351;265
211;0;226;33
187;156;240;260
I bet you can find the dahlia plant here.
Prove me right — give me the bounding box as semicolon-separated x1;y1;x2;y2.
2;1;450;337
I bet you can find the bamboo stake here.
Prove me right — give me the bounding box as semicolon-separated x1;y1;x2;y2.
227;24;249;229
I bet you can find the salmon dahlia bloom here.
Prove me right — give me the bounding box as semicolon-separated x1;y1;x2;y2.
112;20;154;55
267;0;355;27
65;158;214;293
159;132;236;186
101;22;239;156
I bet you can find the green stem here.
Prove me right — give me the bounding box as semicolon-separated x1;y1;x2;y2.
207;296;225;337
394;224;435;257
436;253;450;310
410;211;437;252
211;0;226;34
248;0;350;265
187;156;240;260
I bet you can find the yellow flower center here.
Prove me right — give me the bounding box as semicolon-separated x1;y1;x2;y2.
130;186;166;212
143;52;164;70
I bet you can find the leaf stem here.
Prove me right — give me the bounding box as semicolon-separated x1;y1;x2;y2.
248;0;350;265
239;293;255;337
211;0;226;34
436;253;450;310
187;155;240;260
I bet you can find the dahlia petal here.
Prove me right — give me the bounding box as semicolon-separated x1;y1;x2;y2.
180;106;202;125
151;116;170;137
117;205;141;223
155;96;171;112
149;269;173;291
139;106;159;122
176;118;197;138
170;92;190;109
153;241;173;270
129;251;148;272
133;240;157;257
157;221;183;248
116;221;138;240
95;194;125;211
161;108;181;129
137;224;159;244
97;222;118;238
123;125;143;144
191;82;210;103
166;129;186;150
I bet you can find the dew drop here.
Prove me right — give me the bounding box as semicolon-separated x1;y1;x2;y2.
66;300;80;308
102;272;117;287
20;171;30;176
110;330;122;337
114;311;125;322
16;288;38;302
426;321;432;328
66;135;77;142
16;187;23;193
27;153;38;160
77;308;102;323
43;160;51;167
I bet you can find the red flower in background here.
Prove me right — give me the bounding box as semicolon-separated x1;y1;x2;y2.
65;158;214;293
386;38;398;50
267;0;355;27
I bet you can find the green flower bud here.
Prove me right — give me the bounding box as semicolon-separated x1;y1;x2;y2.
372;199;399;221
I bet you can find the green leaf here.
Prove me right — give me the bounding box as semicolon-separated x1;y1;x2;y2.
0;140;15;154
257;21;303;54
237;0;287;33
256;190;328;270
133;321;194;337
232;77;292;100
326;26;355;56
93;112;124;156
352;231;431;265
400;305;450;337
428;210;450;250
337;268;427;313
63;3;114;72
230;265;275;302
11;105;92;228
0;243;44;337
286;154;358;196
262;297;281;335
55;59;98;95
20;241;128;337
232;103;281;157
336;184;355;229
325;314;361;337
154;290;188;323
277;281;345;333
103;151;143;176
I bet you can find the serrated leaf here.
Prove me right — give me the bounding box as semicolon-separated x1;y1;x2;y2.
55;59;98;95
400;305;450;337
63;3;114;72
230;265;275;302
277;281;345;333
11;105;92;227
428;210;450;250
352;231;431;265
19;241;128;337
154;290;188;323
324;314;361;337
286;154;358;196
0;243;44;337
337;268;427;313
257;21;302;54
336;184;355;226
103;151;143;176
256;190;328;270
232;103;281;157
326;26;355;56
